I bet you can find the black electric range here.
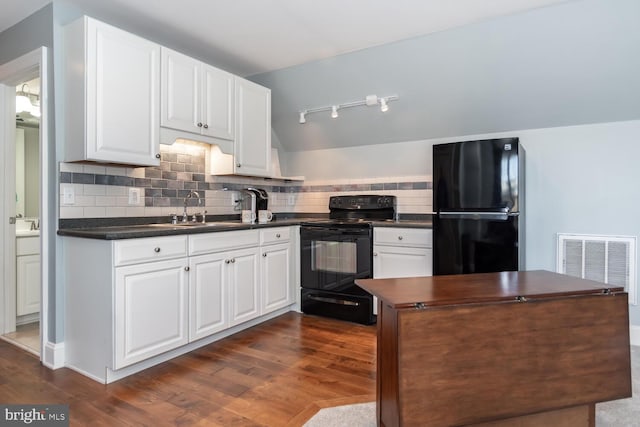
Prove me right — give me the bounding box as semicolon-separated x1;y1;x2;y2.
299;195;396;324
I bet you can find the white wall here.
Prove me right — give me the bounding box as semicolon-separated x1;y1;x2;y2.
284;119;640;327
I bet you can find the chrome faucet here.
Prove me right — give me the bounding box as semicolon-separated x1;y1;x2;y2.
25;219;39;231
183;191;201;222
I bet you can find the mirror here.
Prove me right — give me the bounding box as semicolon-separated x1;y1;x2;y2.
15;77;40;218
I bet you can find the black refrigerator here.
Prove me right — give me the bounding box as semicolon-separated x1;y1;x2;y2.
432;138;524;275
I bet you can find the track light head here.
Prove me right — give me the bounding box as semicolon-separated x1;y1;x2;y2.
331;105;339;119
380;98;389;113
299;111;306;124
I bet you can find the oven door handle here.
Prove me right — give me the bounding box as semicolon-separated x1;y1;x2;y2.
307;295;360;306
301;228;370;236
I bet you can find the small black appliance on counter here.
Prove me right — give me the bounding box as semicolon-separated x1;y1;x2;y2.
245;187;268;216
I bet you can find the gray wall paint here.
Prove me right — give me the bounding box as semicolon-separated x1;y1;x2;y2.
251;0;640;152
0;4;53;64
0;4;59;342
285;119;640;326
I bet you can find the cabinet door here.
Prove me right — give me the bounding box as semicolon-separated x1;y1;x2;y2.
261;243;291;313
373;246;433;279
114;258;188;369
234;77;271;177
189;253;228;341
202;64;234;141
16;255;40;316
85;18;160;166
161;47;201;134
228;247;260;326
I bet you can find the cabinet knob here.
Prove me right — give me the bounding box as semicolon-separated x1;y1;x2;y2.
263;253;267;257
154;247;161;253
155;153;161;159
225;259;230;264
197;122;203;128
236;163;241;168
184;266;190;272
373;252;378;256
276;233;281;238
398;236;403;241
203;124;209;129
231;258;236;263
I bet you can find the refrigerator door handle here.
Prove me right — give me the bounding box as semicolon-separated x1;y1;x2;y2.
438;211;517;221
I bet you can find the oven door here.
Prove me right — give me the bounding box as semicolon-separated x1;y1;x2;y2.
300;226;372;292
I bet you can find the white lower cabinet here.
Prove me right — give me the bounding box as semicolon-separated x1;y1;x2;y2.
261;242;291;313
373;227;433;279
228;247;260;326
65;227;297;383
114;258;189;369
260;227;293;313
189;253;228;341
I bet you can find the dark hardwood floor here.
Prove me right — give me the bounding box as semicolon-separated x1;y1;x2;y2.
0;312;376;426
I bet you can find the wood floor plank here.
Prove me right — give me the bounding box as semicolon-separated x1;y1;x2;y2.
0;312;376;426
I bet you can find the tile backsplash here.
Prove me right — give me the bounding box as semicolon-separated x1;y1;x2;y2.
59;141;432;220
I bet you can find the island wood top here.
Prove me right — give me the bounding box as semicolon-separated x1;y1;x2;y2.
355;270;625;309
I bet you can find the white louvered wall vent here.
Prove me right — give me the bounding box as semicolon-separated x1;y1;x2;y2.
557;234;637;306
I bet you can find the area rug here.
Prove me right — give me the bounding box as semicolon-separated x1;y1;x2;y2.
305;347;638;427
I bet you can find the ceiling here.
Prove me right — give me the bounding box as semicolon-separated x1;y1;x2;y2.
1;0;572;76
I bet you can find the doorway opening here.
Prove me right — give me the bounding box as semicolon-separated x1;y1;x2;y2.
3;77;41;355
0;47;50;363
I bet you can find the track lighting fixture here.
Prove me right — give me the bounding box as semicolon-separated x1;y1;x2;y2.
298;94;398;124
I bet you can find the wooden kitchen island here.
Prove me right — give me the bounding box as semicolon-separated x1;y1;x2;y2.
356;270;631;427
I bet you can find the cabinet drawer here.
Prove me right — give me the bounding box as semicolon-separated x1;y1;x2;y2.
17;236;40;256
260;227;290;245
189;229;260;256
114;235;188;266
374;227;432;248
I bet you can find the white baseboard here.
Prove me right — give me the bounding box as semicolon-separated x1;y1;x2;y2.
630;325;640;347
42;341;65;369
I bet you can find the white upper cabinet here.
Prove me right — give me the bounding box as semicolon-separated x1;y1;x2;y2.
233;77;272;177
161;47;234;142
64;16;161;166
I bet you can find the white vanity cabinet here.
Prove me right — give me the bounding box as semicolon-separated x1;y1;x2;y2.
161;47;235;142
260;227;293;313
16;236;40;317
373;227;433;279
64;16;161;166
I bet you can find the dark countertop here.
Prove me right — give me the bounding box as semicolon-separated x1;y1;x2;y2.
57;217;433;240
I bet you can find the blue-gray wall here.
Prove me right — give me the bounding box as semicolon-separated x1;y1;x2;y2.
251;0;640;152
0;4;58;342
284;120;640;327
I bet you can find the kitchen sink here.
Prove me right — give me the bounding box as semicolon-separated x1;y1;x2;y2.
147;221;243;228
